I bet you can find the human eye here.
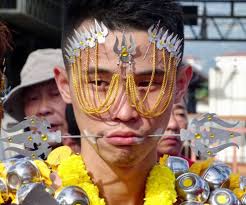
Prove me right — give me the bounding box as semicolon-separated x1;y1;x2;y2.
137;79;162;91
50;89;60;97
88;79;110;90
174;111;186;119
27;94;39;101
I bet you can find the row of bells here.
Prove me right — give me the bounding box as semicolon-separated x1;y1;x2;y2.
1;156;246;205
167;156;246;205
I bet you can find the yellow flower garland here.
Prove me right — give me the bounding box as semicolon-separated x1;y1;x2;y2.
2;146;245;205
57;153;177;205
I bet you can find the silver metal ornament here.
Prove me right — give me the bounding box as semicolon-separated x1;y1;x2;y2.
55;186;90;205
176;172;210;203
241;193;246;205
180;202;204;205
208;188;241;205
202;165;230;190
166;156;189;177
6;159;41;191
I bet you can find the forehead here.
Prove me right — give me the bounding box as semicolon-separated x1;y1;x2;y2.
76;21;164;73
24;80;57;94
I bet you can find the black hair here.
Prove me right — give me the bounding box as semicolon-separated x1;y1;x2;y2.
66;104;80;136
65;104;81;145
62;0;184;66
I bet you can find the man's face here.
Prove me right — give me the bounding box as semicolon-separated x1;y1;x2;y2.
23;80;68;135
173;103;188;129
157;103;187;156
56;25;192;168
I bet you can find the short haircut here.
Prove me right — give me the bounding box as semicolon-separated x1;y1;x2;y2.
62;0;184;67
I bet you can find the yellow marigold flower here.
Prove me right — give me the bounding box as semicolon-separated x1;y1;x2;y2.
229;173;240;190
189;158;214;175
79;182;106;205
144;164;177;205
233;188;245;199
0;162;6;178
159;154;169;166
46;146;72;169
57;155;91;187
0;194;4;204
33;160;52;186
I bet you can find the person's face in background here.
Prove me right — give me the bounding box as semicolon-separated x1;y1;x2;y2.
172;103;188;129
157;102;188;156
23;79;68;135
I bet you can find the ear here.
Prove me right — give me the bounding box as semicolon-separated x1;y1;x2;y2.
174;64;193;103
54;67;72;103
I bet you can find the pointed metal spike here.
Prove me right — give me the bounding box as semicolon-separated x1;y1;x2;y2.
148;24;155;35
175;46;182;56
121;33;127;47
72;36;77;44
74;29;80;37
74;29;82;41
83;26;90;38
68;38;75;48
128;35;136;55
157;27;163;39
113;36;120;54
171;34;178;44
174;39;182;50
94;19;101;32
162;30;169;41
101;21;109;36
166;32;174;43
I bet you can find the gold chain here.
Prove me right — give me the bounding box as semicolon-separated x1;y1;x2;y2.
71;44;120;114
71;41;177;117
126;45;177;118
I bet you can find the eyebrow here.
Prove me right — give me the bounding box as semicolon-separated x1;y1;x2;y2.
86;67;165;76
86;67;112;75
135;68;165;76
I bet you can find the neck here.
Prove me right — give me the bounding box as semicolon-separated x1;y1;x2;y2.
81;139;157;205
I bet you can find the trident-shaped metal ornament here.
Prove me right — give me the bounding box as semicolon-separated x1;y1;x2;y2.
0;116;61;159
113;33;136;66
180;113;241;157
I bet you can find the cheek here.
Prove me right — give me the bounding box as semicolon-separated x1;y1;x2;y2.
55;100;67;115
24;102;37;116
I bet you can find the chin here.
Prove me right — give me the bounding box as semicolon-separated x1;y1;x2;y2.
158;147;178;156
97;138;156;168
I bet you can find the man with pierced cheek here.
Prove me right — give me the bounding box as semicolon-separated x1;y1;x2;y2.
54;0;192;204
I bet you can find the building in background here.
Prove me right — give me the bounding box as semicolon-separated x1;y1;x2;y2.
0;0;62;88
209;53;246;174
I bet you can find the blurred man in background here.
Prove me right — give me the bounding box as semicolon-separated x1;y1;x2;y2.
157;62;193;165
157;101;188;157
3;49;80;153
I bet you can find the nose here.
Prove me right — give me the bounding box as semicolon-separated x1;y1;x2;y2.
166;112;180;134
111;92;139;123
36;96;53;117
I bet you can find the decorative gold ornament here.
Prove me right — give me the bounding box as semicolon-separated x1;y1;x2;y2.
126;45;177;118
66;20;182;118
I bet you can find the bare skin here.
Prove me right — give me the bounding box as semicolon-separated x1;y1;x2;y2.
157;102;189;157
55;22;192;205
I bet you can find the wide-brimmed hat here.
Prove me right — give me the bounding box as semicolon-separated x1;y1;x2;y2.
3;49;65;121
